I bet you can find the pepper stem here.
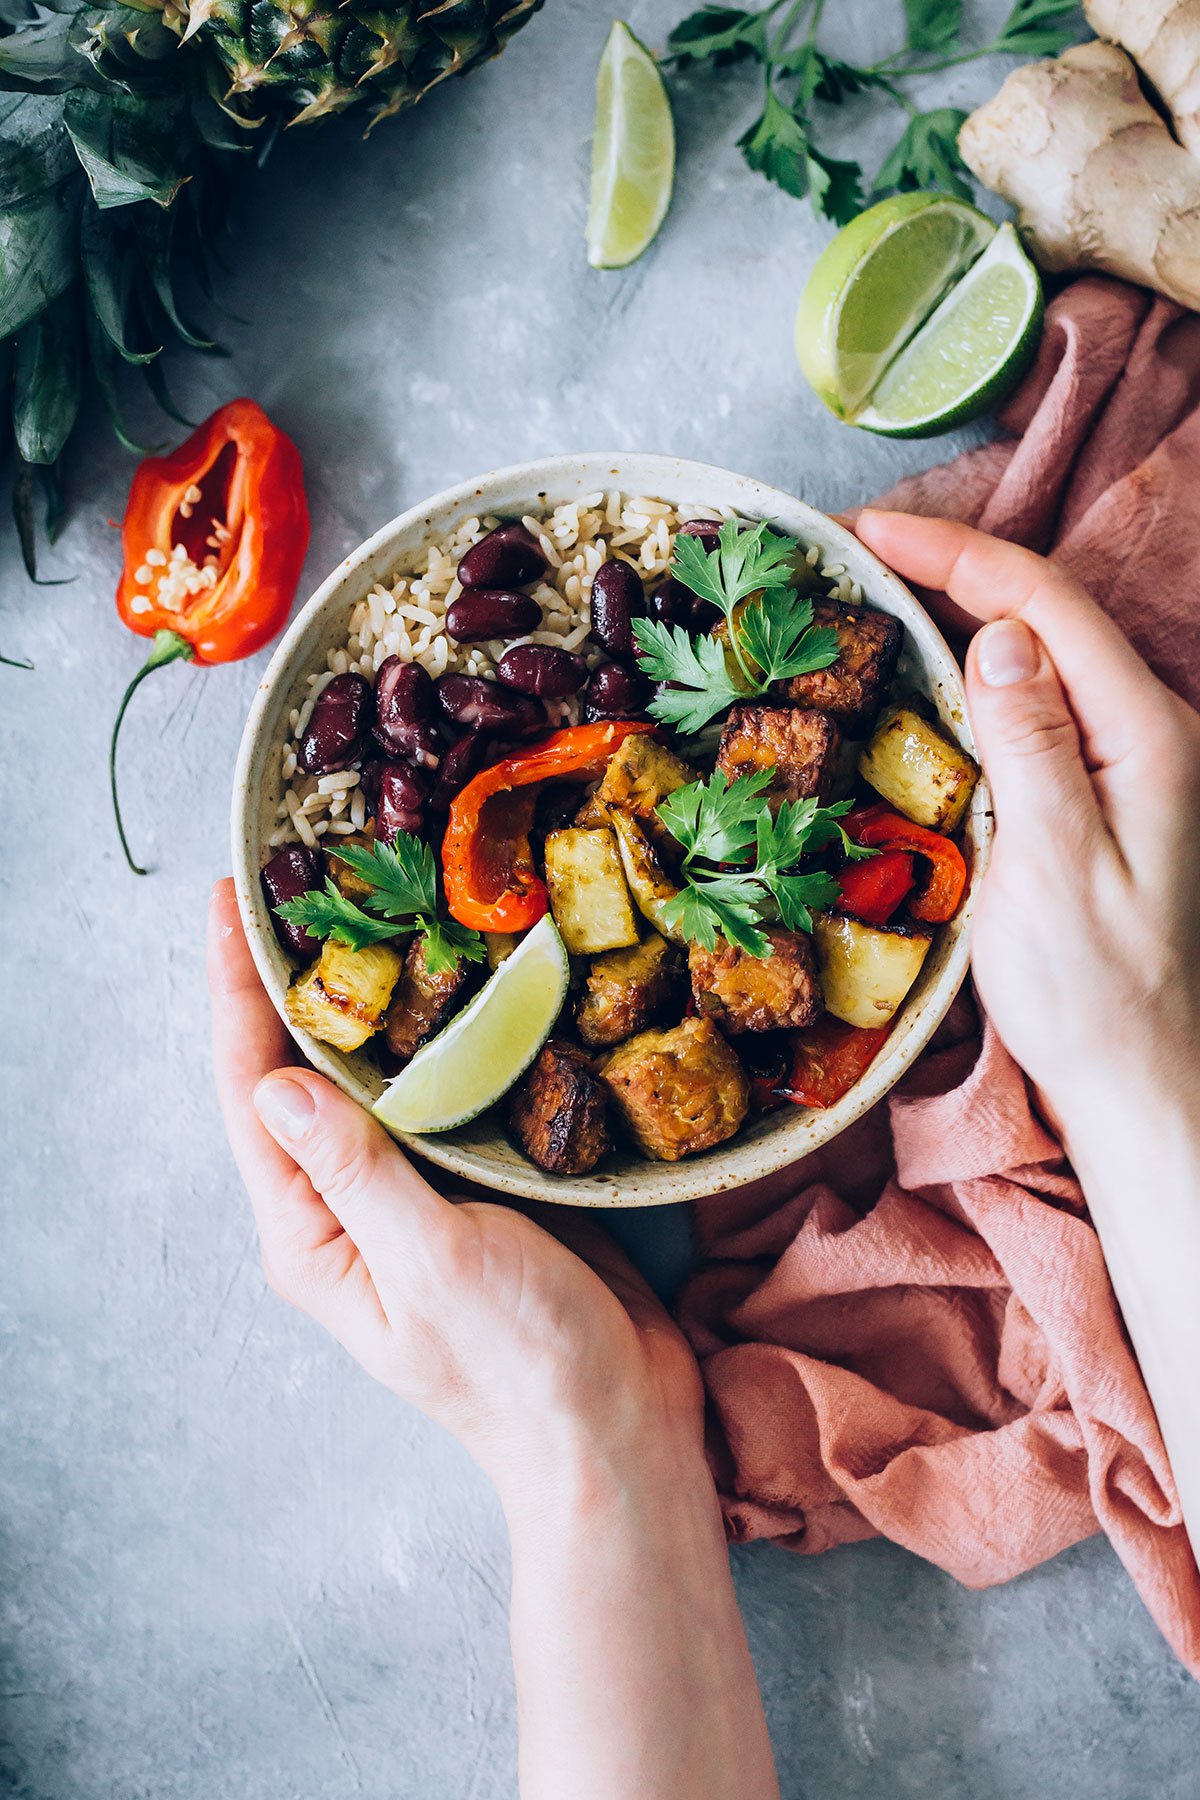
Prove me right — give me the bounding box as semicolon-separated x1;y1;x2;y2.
110;629;195;875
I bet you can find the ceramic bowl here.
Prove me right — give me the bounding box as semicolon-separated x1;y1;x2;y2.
232;453;990;1207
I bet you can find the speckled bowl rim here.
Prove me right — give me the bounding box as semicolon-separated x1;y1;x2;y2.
232;452;991;1207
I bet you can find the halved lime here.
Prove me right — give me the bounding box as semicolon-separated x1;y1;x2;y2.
796;192;996;420
587;21;675;270
372;915;569;1135
855;224;1042;437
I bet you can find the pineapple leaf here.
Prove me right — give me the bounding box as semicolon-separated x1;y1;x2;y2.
12;459;74;583
83;300;157;451
80;196;159;362
0;167;77;339
13;285;80;464
141;353;194;426
0;14;81;83
136;207;219;350
64;89;189;211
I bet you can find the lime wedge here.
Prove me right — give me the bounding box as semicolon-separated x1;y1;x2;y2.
587;21;675;270
855;224;1042;437
372;915;569;1135
796;192;996;419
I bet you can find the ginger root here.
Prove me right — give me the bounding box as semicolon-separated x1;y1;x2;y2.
1085;0;1200;158
958;40;1200;309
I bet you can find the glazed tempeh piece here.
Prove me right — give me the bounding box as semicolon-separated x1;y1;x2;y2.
509;1039;610;1175
715;704;841;807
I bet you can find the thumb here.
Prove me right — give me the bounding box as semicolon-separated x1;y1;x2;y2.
966;617;1101;843
253;1068;451;1258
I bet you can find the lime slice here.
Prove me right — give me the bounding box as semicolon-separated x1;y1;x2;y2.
855;223;1042;437
587;21;675;270
372;915;569;1135
796;192;996;419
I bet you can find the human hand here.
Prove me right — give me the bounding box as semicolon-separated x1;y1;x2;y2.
206;881;703;1504
854;512;1200;1144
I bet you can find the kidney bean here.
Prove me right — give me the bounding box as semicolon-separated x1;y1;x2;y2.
261;844;325;962
375;762;429;844
655;575;721;632
648;577;691;627
456;522;547;590
371;655;441;768
436;673;543;736
677;518;724;555
583;661;650;723
445;590;541;643
497;643;587;698
298;672;370;774
428;730;490;812
590;559;644;659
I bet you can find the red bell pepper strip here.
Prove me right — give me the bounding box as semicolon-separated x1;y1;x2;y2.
843;802;967;924
111;398;309;873
781;1018;892;1110
443;720;655;933
834;847;915;925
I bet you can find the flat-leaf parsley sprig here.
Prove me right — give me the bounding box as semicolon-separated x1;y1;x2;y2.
655;768;876;957
632;518;839;735
664;0;1081;224
278;833;486;975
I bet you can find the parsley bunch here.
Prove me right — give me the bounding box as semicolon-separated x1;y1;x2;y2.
632;518;839;735
278;834;486;975
655;768;875;957
665;0;1081;224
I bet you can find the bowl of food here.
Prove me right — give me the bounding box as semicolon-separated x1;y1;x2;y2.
232;453;990;1206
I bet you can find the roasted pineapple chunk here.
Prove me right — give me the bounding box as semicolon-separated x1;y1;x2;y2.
587;735;695;843
858;704;979;832
285;939;404;1053
604;805;685;944
485;931;523;971
543;827;640;956
577;932;680;1048
812;912;932;1029
327;827;378;904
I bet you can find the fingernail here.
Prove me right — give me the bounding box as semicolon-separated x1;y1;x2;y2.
976;618;1039;687
254;1074;315;1141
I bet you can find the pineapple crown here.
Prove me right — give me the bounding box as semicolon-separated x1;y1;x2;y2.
0;0;542;574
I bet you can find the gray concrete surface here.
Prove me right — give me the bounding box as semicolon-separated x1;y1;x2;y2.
4;1;1200;1794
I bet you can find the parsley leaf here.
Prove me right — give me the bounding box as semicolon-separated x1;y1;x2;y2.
754;797;857;930
288;830;486;971
422;916;488;977
736;590;839;685
874;108;971;202
657;767;773;864
804;143;865;226
276;881;402;952
635;522;837;731
667;3;769;65
671;516;798;616
654;774;877;957
991;0;1078;56
661;876;771;958
904;0;962;53
633;618;746;735
334;833;437;919
738;89;810;202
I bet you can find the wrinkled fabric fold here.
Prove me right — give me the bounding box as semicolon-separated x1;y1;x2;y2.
681;275;1200;1678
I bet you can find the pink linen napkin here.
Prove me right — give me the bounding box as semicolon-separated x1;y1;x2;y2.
681;276;1200;1677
